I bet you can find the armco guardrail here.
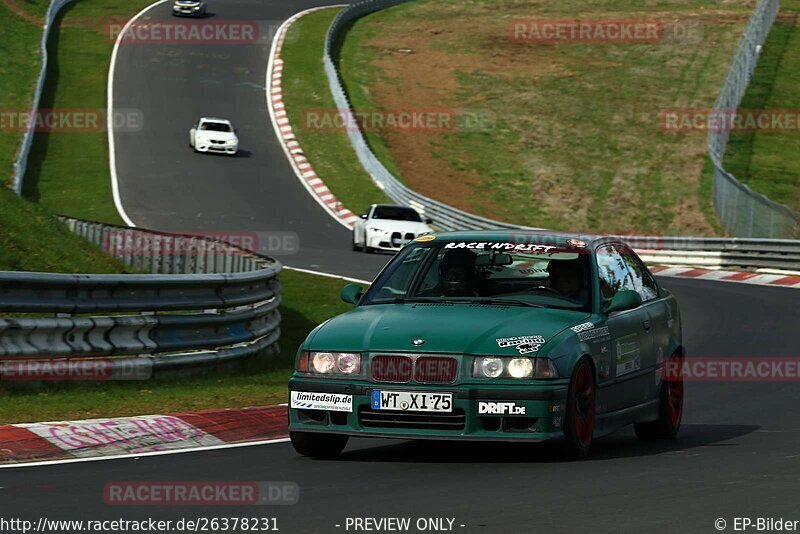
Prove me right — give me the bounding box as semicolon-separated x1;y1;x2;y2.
12;0;76;194
0;219;282;380
324;0;799;239
619;236;800;271
61;217;273;274
707;0;799;238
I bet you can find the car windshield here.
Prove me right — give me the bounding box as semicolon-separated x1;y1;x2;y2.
200;122;231;132
371;206;422;222
362;240;593;311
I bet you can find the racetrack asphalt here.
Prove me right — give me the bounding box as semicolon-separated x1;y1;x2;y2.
111;0;388;280
4;1;797;533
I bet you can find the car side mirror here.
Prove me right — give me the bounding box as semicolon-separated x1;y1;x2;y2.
425;218;433;224
359;214;368;219
340;283;364;305
606;290;642;314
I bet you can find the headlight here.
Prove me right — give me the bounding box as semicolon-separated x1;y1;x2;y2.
370;227;385;232
336;353;360;374
227;139;237;145
473;356;558;379
311;352;336;373
299;351;362;376
479;357;503;378
508;358;533;378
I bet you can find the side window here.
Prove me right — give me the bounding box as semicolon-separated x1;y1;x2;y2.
595;245;635;304
618;246;659;302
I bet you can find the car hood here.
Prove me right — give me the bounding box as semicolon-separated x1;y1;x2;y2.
307;303;591;355
366;220;432;233
195;130;236;141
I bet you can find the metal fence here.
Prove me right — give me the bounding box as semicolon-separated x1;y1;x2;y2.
0;219;283;380
325;0;799;238
707;0;799;238
11;0;76;194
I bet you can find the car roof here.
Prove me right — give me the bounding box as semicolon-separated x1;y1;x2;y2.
423;230;626;249
371;204;418;209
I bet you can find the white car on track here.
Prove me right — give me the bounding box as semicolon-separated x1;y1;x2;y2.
352;204;434;253
172;0;207;17
189;118;239;155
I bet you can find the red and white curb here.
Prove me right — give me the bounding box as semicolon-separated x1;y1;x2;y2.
266;6;358;230
650;266;800;289
0;406;288;466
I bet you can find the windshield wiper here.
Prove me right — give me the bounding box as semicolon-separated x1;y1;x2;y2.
471;298;545;308
391;296;444;304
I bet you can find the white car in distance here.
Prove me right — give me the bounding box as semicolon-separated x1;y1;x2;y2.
353;204;434;253
189;118;239;155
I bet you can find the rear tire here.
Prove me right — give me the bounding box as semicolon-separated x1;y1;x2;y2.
563;358;596;459
635;351;684;440
290;431;348;458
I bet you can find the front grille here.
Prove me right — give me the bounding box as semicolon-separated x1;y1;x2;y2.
415;356;457;383
371;355;459;383
404;232;415;241
371;355;413;382
359;407;466;431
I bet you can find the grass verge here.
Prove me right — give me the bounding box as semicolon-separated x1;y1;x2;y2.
0;0;47;188
0;269;358;424
21;0;155;224
327;0;755;235
0;0;131;272
723;1;800;214
280;8;390;215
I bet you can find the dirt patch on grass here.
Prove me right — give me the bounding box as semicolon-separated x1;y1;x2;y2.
343;0;754;234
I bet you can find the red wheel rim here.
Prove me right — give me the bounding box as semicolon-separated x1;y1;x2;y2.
666;356;684;428
572;363;595;447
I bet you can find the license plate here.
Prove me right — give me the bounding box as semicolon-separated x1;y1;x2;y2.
371;390;453;413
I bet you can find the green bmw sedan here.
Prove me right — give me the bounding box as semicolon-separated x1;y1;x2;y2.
288;231;684;459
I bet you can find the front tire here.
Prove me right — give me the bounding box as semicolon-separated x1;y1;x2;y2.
635;351;684;440
290;431;348;458
563;358;596;459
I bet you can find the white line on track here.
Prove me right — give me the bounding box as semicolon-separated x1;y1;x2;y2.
0;437;290;470
107;0;168;227
284;266;370;285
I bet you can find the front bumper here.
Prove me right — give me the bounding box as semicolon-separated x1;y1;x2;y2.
195;143;237;155
366;232;415;251
173;5;203;16
289;378;569;442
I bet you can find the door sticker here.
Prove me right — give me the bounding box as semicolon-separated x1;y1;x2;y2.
615;333;641;377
